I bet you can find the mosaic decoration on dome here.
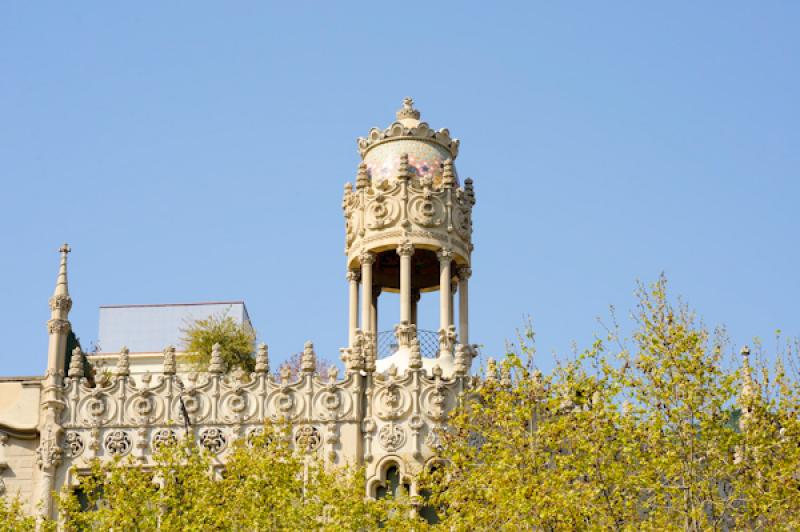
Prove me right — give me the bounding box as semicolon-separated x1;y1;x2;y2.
364;139;458;184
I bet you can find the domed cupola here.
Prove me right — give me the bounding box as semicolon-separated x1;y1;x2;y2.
341;99;476;378
358;98;460;187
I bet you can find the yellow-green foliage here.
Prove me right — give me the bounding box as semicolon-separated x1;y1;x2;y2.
3;278;797;530
57;423;418;531
0;497;37;532
182;313;256;372
420;277;800;531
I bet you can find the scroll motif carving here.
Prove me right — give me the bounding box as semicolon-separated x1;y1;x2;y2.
152;429;177;450
104;430;132;456
199;428;227;454
378;423;405;451
294;426;322;453
408;195;445;228
63;432;84;458
365;194;399;230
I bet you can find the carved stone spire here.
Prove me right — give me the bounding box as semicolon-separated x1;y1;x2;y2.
162;346;176;375
48;243;72;326
116;346;130;377
356;162;369;190
398;153;411;181
485;358;498;383
408;337;422;370
208;343;224;374
454;344;469;376
67;347;83;379
396;97;421;127
302;341;316;373
254;343;269;374
442;159;455;188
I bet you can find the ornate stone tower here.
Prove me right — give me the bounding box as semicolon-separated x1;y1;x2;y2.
342;98;476;376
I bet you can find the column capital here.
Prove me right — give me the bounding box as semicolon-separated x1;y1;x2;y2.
457;266;472;280
346;270;361;282
47;319;71;335
396;241;415;257
437;247;454;263
359;251;376;265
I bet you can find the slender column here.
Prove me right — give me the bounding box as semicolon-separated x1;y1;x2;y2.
410;289;420;327
371;287;381;335
449;282;456;328
458;266;471;345
347;270;360;346
360;252;375;333
397;242;414;323
437;248;453;332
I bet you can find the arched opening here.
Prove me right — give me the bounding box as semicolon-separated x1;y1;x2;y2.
374;463;410;500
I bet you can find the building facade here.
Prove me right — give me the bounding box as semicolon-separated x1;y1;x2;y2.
0;99;478;518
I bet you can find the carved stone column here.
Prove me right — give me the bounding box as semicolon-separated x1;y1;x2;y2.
371;287;381;337
347;270;360;346
437;248;453;334
360;252;375;333
457;266;471;345
410;289;420;327
397;242;414;324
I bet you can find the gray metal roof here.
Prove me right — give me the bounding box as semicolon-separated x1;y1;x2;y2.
96;301;252;354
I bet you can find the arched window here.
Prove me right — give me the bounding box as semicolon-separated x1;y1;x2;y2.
374;464;409;499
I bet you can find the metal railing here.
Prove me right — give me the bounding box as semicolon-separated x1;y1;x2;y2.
376;329;440;359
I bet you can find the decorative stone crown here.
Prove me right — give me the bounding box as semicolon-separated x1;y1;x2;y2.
357;98;460;159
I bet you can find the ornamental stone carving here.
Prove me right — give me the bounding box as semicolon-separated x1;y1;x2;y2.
36;442;63;470
104;430;132;456
294;425;322;453
199;428;227;454
378;423;406;451
246;427;266;448
63;432;84;458
152;429;177;450
47;319;71;335
22;102;480;517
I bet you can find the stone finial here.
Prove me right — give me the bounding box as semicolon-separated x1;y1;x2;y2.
302;341;316;373
396;97;421;123
327;365;339;383
343;330;365;372
116;346;130;377
408;337;422;370
398;153;411;181
279;364;292;384
500;364;512;388
454;344;469;376
342;182;353;208
54;243;71;298
255;343;269;374
48;243;73;316
442;159;455;188
485;358;498;383
208;343;224;374
68;347;84;379
363;332;376;373
162;346;176;375
356;162;370;190
464;177;475;205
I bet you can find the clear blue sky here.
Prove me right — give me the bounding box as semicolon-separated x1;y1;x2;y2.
1;2;797;376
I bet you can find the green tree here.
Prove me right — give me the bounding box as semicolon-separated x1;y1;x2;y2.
0;497;37;532
420;277;800;531
56;423;418;531
181;313;256;373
